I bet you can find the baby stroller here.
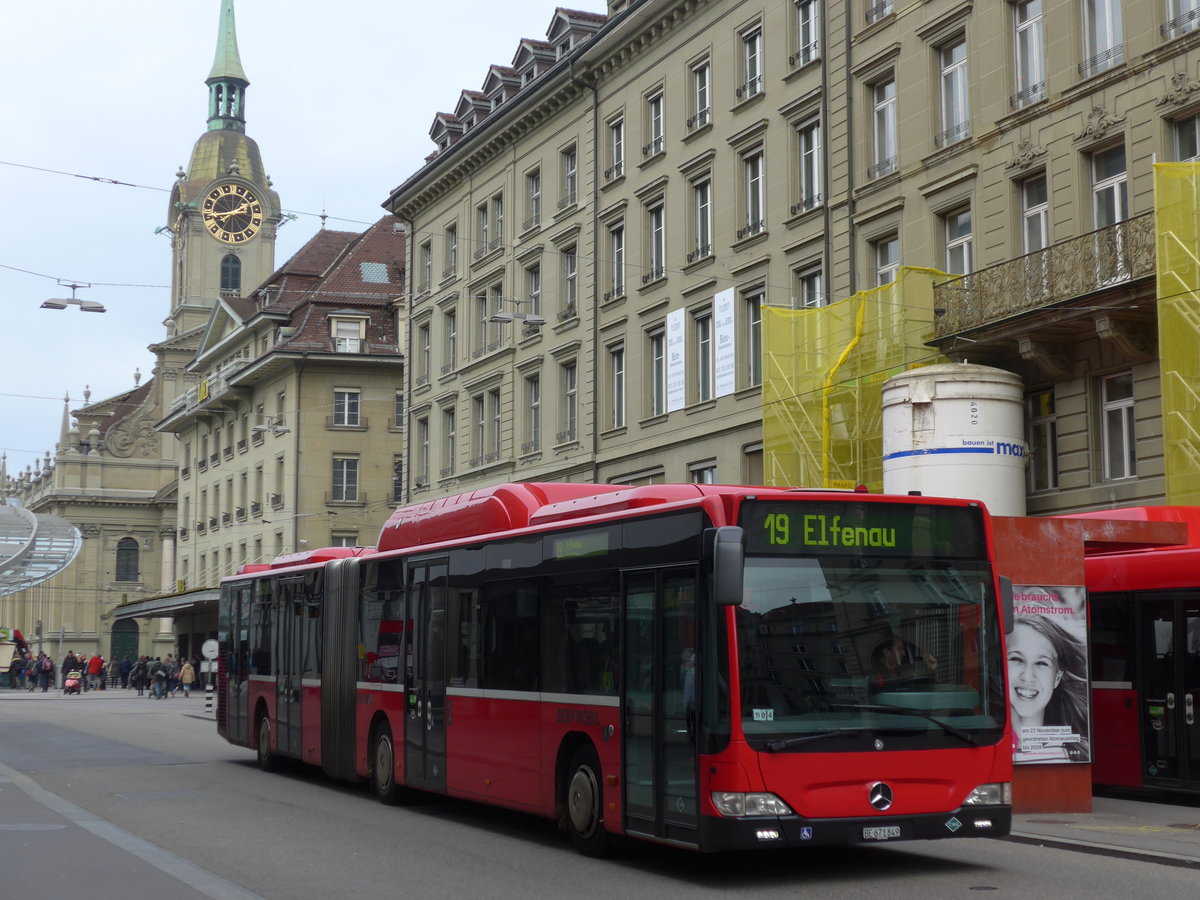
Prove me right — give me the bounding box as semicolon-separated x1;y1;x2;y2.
63;672;81;695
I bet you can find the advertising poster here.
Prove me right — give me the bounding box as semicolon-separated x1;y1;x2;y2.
1009;585;1090;764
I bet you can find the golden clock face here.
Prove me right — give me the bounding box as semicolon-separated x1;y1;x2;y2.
202;182;264;243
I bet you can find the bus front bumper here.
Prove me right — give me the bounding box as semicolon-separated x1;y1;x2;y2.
699;805;1011;851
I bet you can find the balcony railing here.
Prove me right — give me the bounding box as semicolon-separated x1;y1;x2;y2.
1163;7;1200;39
687;108;710;131
933;212;1154;338
1078;45;1124;80
1010;81;1046;109
866;0;894;25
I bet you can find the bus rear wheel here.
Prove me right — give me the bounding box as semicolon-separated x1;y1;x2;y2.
256;713;279;772
372;721;405;805
565;745;610;856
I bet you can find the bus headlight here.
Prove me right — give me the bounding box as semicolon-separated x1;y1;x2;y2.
711;792;793;817
962;782;1011;806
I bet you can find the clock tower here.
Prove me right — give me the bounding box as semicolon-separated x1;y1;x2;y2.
165;0;281;337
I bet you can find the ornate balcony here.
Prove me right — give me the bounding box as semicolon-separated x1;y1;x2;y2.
933;212;1155;340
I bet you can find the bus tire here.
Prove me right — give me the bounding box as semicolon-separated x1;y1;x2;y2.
565;744;610;856
371;721;405;805
256;712;280;773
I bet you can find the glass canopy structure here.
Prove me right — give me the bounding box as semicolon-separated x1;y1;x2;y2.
0;500;82;597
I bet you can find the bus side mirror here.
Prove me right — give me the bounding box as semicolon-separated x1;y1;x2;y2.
999;575;1014;634
708;526;744;607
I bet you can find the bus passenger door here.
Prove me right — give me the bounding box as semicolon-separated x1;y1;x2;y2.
405;559;448;793
224;585;251;746
276;579;305;758
1140;594;1200;788
622;567;699;846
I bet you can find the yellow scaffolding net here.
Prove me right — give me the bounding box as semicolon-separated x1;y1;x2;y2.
1156;163;1200;506
762;267;951;490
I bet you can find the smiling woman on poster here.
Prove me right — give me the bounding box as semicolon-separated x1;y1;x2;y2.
1008;614;1090;762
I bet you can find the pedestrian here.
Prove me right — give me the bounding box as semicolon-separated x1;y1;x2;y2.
132;656;148;696
107;656;119;689
26;654;38;691
179;658;196;698
151;657;165;699
119;655;132;690
87;652;105;692
37;652;54;692
7;652;21;689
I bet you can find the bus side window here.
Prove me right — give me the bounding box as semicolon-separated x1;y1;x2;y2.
483;581;539;692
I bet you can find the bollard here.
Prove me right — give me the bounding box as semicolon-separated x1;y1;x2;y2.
205;680;214;714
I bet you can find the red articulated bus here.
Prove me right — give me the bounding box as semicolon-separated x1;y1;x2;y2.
216;482;1013;853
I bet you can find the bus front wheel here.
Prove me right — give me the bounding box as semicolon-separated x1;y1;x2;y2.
256;713;279;772
372;721;405;805
565;745;610;856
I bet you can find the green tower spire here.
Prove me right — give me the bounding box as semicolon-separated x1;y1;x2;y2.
206;0;249;132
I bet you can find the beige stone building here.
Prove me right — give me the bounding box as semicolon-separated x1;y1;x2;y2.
384;0;1200;515
157;220;407;601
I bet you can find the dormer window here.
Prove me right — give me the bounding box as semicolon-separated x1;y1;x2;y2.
330;316;368;353
558;37;573;58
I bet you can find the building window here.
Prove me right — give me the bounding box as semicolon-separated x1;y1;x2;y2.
796;119;822;213
610;344;626;429
793;0;820;67
695;312;714;403
1013;1;1046;108
525;374;541;451
690;177;712;261
333;389;361;426
870;77;898;178
1022;175;1049;253
442;408;457;477
1173;112;1200;161
444;309;457;371
936;40;969;148
607;119;624;179
689;60;711;129
416;417;430;483
525;263;542;317
332;457;359;502
944;208;973;274
115;537;139;582
1092;145;1127;228
1081;0;1124;78
444;224;458;277
874;235;900;286
608;224;625;299
649;329;667;415
393;391;405;429
740;149;765;238
1027;388;1059;492
491;194;504;250
476;202;489;256
525;169;541;229
489;388;502;458
561;145;578;207
866;0;894;25
560;362;578;442
745;292;763;387
1164;0;1200;40
332;317;365;353
416;323;431;384
796;266;824;309
644;91;664;157
740;26;764;99
220;254;241;295
690;463;718;484
419;240;433;291
646;202;666;282
472;395;486;465
561;246;578;319
1100;371;1135;480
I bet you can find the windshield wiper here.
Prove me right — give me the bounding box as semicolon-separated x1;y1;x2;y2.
828;703;978;746
764;728;870;752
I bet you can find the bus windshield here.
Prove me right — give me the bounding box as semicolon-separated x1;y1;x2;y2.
734;509;1006;752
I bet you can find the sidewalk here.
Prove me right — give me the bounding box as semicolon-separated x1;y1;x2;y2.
1012;794;1200;866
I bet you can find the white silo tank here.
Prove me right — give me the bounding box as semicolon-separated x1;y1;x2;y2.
881;363;1027;516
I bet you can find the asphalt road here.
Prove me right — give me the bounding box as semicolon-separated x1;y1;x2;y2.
0;690;1195;899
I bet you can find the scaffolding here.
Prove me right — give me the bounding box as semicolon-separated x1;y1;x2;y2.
1155;163;1200;506
762;267;951;490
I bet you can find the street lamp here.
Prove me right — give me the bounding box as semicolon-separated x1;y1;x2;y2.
41;282;105;313
489;298;545;326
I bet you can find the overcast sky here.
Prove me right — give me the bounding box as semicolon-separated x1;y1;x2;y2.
0;0;603;479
